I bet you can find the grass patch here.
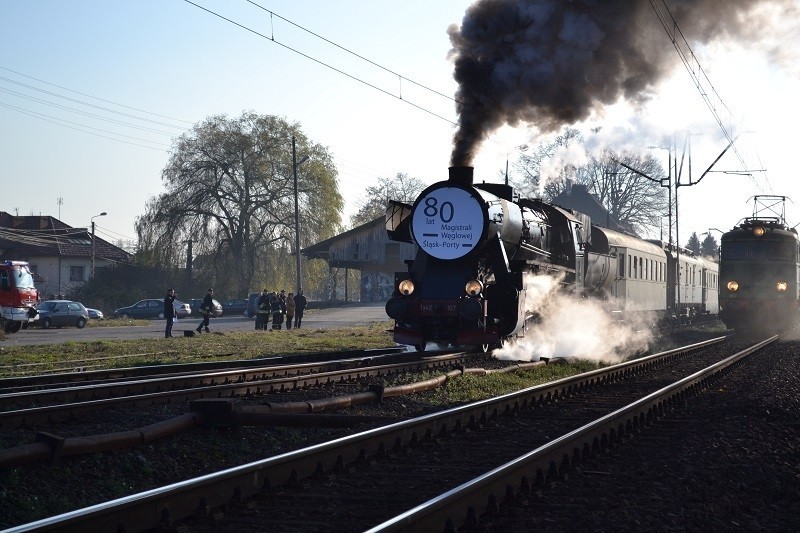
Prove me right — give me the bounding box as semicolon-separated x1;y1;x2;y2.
0;322;395;378
386;361;603;405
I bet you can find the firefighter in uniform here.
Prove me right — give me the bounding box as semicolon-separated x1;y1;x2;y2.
255;288;270;330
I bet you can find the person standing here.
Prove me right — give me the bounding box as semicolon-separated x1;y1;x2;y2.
285;291;296;330
164;288;177;338
293;290;307;328
195;288;214;334
270;291;286;330
255;288;270;330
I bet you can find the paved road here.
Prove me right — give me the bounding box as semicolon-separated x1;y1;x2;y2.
1;303;390;347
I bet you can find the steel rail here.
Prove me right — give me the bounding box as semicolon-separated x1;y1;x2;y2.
0;347;407;391
368;335;778;532
4;336;729;532
0;353;468;427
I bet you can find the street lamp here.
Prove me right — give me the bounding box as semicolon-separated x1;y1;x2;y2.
91;212;107;277
292;136;310;294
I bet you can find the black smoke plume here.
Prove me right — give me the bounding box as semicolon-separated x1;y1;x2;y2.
448;0;796;166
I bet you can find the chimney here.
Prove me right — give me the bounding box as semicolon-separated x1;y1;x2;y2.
448;166;474;186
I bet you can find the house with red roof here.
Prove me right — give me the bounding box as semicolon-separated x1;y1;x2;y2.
0;212;132;297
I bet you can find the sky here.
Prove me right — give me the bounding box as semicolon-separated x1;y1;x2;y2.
2;0;799;250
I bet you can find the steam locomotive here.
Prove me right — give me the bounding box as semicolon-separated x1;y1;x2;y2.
384;167;718;351
718;196;800;332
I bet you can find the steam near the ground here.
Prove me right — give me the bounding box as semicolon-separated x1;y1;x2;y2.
494;273;654;363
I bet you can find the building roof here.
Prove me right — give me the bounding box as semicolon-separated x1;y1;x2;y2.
550;183;637;236
301;217;384;260
0;212;132;263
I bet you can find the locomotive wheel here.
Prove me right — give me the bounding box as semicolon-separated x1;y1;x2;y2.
414;343;426;352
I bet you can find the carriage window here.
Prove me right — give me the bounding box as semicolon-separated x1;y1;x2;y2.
722;241;749;260
767;241;795;261
618;253;625;278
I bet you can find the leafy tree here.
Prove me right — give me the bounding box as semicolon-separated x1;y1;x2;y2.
135;112;343;297
686;232;701;255
349;173;427;227
701;233;719;258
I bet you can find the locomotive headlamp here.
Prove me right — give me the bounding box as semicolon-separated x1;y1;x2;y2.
398;279;415;296
776;281;788;292
726;280;739;292
465;279;483;297
753;226;766;236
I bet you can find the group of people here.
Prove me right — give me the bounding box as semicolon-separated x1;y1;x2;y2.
163;287;308;338
255;288;307;331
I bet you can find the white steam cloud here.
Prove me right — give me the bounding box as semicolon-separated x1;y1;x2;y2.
494;273;655;363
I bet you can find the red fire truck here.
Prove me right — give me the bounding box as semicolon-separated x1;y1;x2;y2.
0;260;39;333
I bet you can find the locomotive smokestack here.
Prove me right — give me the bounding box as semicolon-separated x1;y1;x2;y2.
448;166;473;186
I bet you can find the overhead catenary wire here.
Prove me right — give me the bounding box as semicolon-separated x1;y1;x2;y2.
648;0;764;189
242;0;461;105
182;0;458;126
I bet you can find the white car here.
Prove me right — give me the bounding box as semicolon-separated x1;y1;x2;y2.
87;308;104;320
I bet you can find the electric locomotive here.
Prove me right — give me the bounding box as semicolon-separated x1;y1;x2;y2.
718;197;800;332
385;166;587;351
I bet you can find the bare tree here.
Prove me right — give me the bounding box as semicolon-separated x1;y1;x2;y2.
581;150;669;237
510;128;583;199
350;173;426;227
135;112;343;296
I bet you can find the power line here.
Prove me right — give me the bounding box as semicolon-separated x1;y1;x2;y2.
648;0;757;181
0;66;194;125
0;101;169;151
182;0;457;126
0;87;179;136
95;224;138;244
243;0;460;105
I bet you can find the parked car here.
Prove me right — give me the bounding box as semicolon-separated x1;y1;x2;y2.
245;292;261;319
222;298;248;317
188;298;223;317
86;308;104;320
36;300;89;329
113;299;191;319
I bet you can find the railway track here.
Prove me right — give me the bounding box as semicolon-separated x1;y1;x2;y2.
0;349;474;428
5;334;778;532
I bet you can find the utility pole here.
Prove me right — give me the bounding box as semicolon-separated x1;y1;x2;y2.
91;212;107;277
292;136;310;294
186;239;193;292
